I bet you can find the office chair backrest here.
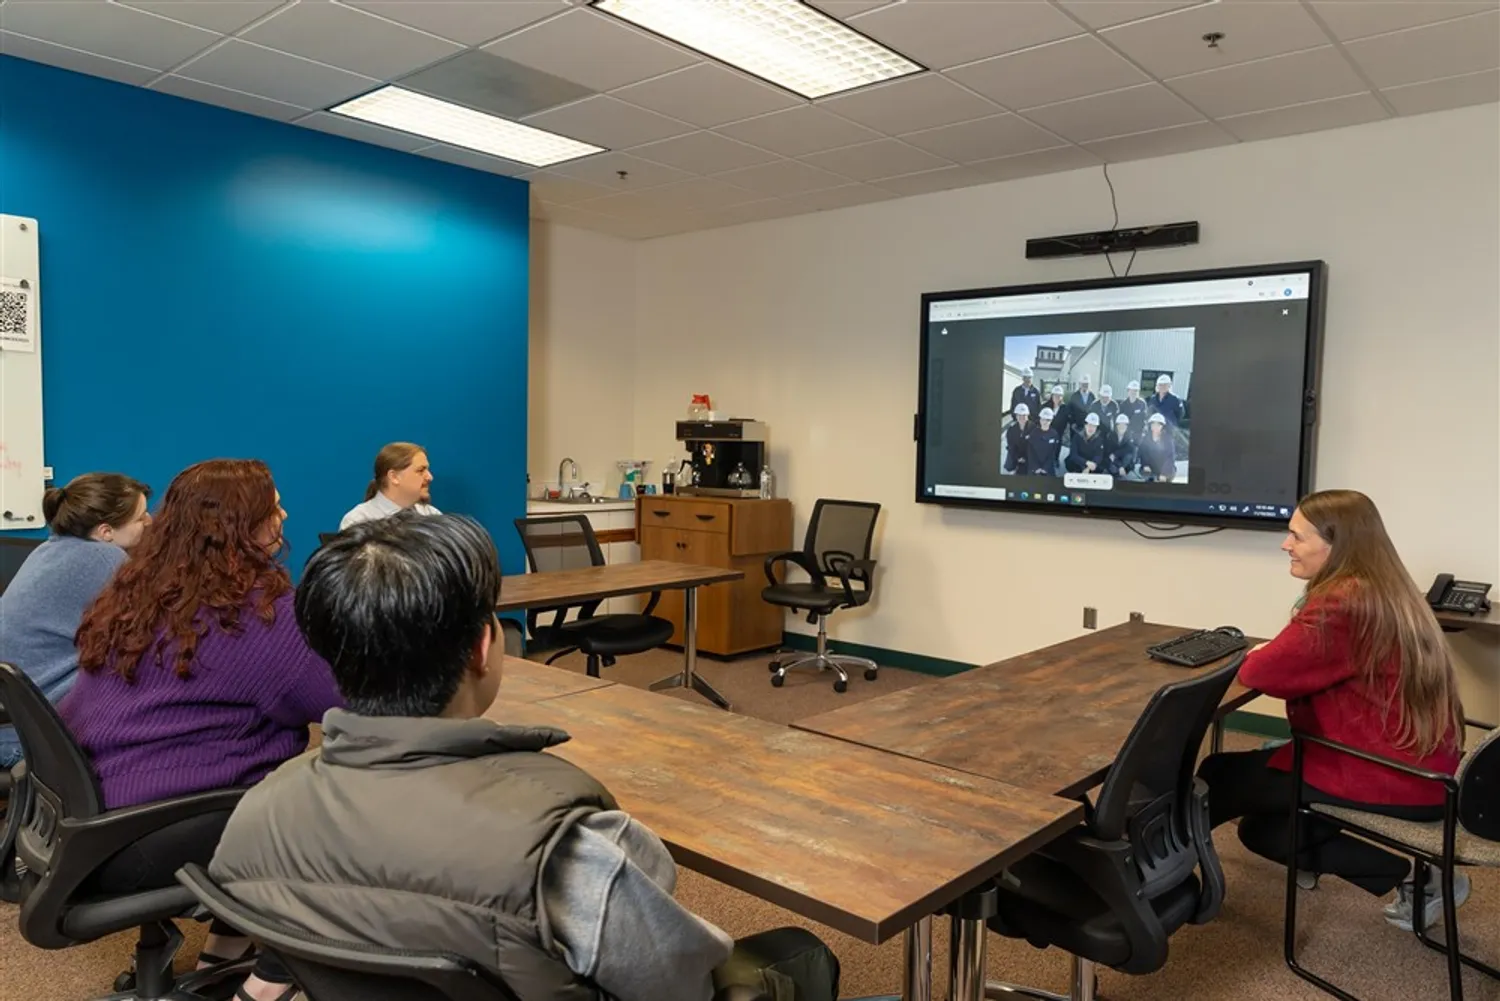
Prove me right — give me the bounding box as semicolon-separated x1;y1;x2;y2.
499;618;525;658
1090;656;1241;898
1458;725;1500;841
0;663;103;824
514;516;605;573
177;865;523;1001
804;500;880;577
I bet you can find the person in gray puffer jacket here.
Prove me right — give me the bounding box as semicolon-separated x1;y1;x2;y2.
209;512;840;1001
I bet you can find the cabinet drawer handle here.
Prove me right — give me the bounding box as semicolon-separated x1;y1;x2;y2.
676;541;686;549
694;514;716;522
651;510;670;518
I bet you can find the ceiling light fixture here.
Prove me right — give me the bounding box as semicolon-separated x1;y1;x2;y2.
590;0;924;100
329;87;605;168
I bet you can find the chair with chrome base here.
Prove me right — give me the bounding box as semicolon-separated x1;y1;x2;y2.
763;499;881;693
513;515;674;679
177;863;774;1001
982;657;1241;1001
1282;719;1500;1001
0;662;249;1001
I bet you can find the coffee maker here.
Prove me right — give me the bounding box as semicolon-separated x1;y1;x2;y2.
676;420;767;497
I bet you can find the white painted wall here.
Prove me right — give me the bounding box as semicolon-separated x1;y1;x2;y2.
528;221;639;497
532;105;1500;720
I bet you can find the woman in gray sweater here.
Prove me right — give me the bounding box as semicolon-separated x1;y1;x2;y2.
0;472;151;766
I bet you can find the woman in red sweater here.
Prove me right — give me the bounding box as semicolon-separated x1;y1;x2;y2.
1197;489;1466;932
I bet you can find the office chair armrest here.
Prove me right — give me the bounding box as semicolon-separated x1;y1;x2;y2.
713;987;771;1001
58;787;246;867
1465;718;1497;732
1187;777;1226;925
764;550;817;587
830;557;876;605
641;590;662;616
1292;732;1458;789
1045;830;1170;976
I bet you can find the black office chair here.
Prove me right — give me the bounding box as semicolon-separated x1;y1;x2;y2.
176;864;772;1001
0;662;250;1000
763;499;881;693
498;617;526;658
982;656;1241;1001
1280;719;1500;1001
513;515;674;678
0;700;24;903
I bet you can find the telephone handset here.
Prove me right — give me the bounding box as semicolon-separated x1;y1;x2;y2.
1425;574;1492;614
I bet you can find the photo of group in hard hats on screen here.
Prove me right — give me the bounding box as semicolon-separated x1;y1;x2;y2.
999;329;1193;484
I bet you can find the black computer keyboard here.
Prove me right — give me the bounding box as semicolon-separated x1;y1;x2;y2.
1147;627;1248;667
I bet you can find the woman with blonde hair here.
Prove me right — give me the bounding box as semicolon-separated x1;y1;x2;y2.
1198;489;1467;932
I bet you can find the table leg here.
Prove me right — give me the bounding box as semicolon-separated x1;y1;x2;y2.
1210;717;1225;755
649;586;731;711
948;917;988;1001
903;917;933;1001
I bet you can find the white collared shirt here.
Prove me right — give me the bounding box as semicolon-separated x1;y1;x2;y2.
339;491;441;530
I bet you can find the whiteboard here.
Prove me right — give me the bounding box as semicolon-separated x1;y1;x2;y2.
0;214;45;530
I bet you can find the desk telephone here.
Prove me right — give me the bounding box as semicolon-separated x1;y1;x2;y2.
1426;574;1492;615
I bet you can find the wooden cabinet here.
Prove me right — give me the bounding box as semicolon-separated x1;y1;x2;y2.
637;495;793;657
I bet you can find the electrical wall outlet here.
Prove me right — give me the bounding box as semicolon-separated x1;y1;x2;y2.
1083;607;1098;629
42;465;54;480
1129;611;1145;623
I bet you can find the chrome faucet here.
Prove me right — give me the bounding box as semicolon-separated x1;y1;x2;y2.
557;457;579;497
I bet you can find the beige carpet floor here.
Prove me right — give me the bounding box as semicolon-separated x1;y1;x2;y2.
3;646;1496;1001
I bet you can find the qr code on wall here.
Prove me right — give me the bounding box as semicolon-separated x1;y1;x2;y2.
0;284;35;352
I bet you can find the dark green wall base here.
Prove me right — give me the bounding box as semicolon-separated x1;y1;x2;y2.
782;632;1290;738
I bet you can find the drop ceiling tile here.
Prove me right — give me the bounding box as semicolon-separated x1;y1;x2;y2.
849;0;1080;70
547;151;694;190
1168;46;1368;118
947;35;1148;111
1383;68;1500;115
808;0;893;16
818;73;1001;134
243;1;461;80
523;95;693;149
483;8;697;92
296;110;433;151
1343;10;1500;88
415;143;531;177
151;73;307;120
1025;83;1203;143
771;183;897;215
120;1;284;35
525;171;615;205
971;144;1101;182
898;113;1061;161
1217;92;1388;142
0;0;220;70
628;131;778;174
177;39;379;109
342;1;562;46
399;49;593;119
1056;1;1202;30
876;164;995;196
715;158;851;196
612;64;800;128
1082;120;1234;162
1102;0;1331;79
586;213;692;240
588;177;763;217
1310;1;1497;42
799;138;950;180
714;105;882;156
0;28;158;85
533;201;631;232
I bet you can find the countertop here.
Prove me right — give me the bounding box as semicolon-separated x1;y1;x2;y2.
525;498;637;514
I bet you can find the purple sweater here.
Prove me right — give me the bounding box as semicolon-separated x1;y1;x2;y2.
60;591;343;810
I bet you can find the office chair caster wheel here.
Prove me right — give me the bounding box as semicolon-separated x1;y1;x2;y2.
771;674;785;687
864;668;878;681
833;679;848;694
113;971;135;993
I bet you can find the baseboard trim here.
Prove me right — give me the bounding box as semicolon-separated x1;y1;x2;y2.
781;633;974;677
1222;711;1290;739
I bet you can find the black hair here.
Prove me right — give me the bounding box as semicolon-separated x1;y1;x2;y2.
296;513;501;717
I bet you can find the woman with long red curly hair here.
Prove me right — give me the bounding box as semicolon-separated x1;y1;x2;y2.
62;458;340;1001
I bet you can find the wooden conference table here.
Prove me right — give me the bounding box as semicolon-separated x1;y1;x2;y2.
498;559;741;710
794;621;1258;998
485;678;1082;1001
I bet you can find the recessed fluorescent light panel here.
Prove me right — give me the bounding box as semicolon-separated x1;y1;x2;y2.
590;0;924;100
330;87;604;168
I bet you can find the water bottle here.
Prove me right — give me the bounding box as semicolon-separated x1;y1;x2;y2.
759;464;775;500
